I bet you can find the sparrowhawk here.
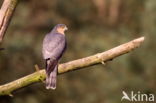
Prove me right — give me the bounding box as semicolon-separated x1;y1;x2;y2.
42;24;67;89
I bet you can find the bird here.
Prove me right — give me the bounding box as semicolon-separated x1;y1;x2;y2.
42;24;68;89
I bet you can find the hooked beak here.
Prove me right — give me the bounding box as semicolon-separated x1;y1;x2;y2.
65;26;68;31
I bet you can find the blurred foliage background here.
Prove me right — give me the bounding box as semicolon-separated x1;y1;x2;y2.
0;0;156;103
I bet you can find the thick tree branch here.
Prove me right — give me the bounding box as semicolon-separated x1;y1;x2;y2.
0;0;19;43
0;37;145;96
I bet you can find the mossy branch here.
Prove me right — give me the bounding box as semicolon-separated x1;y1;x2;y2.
0;37;145;96
0;0;19;43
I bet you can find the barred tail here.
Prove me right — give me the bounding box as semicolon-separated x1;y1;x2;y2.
45;59;58;89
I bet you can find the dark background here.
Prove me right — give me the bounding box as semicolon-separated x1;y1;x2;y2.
0;0;156;103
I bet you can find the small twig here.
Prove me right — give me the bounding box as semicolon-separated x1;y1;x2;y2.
34;64;45;83
101;61;106;65
0;37;145;96
34;64;40;71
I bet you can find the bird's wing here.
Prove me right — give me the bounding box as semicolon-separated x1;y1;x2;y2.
46;59;58;76
42;33;66;59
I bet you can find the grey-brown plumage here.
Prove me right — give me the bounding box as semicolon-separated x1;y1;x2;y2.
42;24;67;89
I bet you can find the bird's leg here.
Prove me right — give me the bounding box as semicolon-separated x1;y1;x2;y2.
50;57;56;61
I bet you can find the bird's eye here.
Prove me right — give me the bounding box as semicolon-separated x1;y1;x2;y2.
61;26;65;29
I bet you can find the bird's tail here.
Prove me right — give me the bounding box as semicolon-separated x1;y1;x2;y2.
45;59;58;89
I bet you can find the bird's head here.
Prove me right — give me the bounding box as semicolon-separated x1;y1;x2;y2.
55;24;68;35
